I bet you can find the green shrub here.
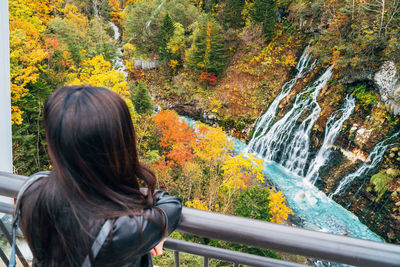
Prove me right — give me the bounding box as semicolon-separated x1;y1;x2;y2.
371;168;400;201
352;84;377;111
234;185;272;221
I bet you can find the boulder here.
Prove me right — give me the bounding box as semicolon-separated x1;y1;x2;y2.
374;61;400;115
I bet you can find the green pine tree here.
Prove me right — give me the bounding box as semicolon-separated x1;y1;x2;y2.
223;0;245;29
157;13;175;63
186;17;228;76
200;0;219;13
251;0;276;41
132;82;153;114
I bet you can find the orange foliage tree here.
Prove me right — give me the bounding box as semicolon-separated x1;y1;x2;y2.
152;110;196;166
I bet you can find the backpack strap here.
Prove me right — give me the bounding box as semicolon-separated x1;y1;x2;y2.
81;219;112;267
9;171;49;267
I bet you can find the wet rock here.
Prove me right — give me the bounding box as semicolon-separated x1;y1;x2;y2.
374;61;400;115
350;126;358;132
387;231;395;240
354;128;373;147
201;111;218;124
171;101;203;120
341;69;375;84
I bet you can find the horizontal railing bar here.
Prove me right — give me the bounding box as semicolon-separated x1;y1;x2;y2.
1;172;400;266
0;171;28;198
0;202;16;215
165;238;307;267
178;208;400;267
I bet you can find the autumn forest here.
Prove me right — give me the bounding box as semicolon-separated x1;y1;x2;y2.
9;0;400;265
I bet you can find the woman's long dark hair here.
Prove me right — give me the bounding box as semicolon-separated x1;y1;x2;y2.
20;86;159;266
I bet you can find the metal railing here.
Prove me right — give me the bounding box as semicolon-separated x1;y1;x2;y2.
1;171;400;267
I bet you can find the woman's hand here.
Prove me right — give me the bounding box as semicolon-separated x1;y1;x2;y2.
150;239;165;256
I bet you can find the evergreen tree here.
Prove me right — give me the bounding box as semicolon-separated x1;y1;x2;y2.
132;82;153;114
251;0;276;41
200;0;219;13
186;17;228;76
157;13;175;63
223;0;245;29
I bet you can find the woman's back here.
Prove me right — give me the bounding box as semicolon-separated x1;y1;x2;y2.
18;86;182;267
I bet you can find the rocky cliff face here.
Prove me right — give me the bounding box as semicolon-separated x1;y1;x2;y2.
374;61;400;116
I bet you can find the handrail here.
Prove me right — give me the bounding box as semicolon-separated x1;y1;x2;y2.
1;171;400;266
164;238;306;267
179;207;400;266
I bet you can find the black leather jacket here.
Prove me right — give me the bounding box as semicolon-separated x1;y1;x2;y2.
19;172;182;267
95;190;182;267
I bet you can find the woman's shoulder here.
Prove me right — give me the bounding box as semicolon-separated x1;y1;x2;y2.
18;171;50;204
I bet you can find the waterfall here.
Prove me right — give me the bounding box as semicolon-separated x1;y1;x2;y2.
109;22;128;76
145;0;166;30
329;131;400;198
249;66;333;176
245;47;315;154
108;21;120;40
181;53;385;242
306;95;356;184
280;67;329;175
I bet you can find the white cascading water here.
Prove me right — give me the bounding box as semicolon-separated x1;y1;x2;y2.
306;95;356;184
109;22;128;76
245;47;316;154
108;21;120;40
249;66;333;176
329;131;400;198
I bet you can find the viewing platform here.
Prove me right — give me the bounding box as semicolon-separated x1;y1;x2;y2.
0;171;399;267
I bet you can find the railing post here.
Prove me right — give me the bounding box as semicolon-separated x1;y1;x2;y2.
173;250;180;267
0;248;9;266
0;220;29;267
203;256;209;267
0;0;12;175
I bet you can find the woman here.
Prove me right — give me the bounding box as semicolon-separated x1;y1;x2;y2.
15;86;182;267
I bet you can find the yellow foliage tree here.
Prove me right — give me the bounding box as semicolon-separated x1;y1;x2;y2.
268;190;294;224
219;154;265;212
9;0;53;124
222;154;265;190
177;161;204;203
68;55;137;122
193;122;233;163
61;4;89;31
68;55;128;95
